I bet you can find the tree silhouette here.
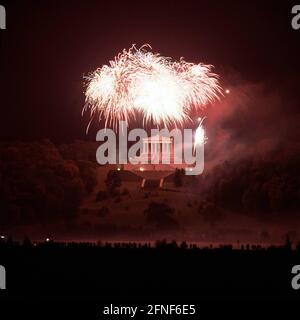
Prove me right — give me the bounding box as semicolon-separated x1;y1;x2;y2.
144;202;178;230
173;168;184;187
105;170;122;196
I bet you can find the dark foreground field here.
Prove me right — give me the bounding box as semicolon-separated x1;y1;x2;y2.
1;240;300;318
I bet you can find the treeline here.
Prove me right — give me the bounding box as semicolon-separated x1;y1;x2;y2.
200;154;300;218
0;140;97;226
0;237;297;252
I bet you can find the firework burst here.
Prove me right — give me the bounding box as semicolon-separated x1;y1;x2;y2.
84;44;221;129
194;117;207;153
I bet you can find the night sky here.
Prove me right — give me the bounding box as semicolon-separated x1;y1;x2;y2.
0;0;299;142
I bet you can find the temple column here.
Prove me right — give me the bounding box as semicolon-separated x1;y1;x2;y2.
143;142;148;153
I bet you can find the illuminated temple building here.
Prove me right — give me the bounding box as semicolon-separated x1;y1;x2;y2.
122;134;188;187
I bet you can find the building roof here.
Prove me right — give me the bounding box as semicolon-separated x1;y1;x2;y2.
142;134;172;142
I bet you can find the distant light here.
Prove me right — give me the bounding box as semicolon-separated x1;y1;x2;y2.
117;167;121;171
225;89;230;94
0;235;5;240
45;237;50;242
139;167;144;172
197;117;201;121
